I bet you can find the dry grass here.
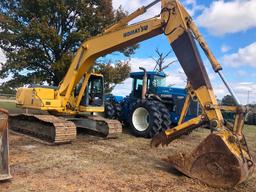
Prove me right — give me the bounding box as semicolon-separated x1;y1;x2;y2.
0;126;255;192
1;101;255;191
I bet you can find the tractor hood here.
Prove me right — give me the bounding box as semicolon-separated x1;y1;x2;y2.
155;87;187;98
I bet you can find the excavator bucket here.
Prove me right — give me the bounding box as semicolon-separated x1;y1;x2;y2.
0;109;11;181
165;130;254;188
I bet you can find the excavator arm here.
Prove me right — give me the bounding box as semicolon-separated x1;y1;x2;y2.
15;0;254;188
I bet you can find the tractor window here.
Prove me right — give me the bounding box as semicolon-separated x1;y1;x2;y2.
152;76;166;87
132;78;144;98
148;76;166;93
136;79;143;90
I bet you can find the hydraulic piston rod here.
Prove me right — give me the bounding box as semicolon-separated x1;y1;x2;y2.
218;71;241;105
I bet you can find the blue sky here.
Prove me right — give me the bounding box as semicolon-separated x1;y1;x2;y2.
111;0;256;104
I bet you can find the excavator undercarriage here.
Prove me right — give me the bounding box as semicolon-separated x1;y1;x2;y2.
10;114;77;145
10;114;121;145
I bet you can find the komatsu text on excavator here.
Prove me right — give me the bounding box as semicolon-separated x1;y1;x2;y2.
11;0;254;188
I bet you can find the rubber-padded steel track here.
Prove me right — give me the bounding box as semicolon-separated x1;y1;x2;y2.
9;114;76;145
87;115;122;137
68;115;122;138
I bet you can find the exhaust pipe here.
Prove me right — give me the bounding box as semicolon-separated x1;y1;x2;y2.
139;67;148;99
0;109;11;181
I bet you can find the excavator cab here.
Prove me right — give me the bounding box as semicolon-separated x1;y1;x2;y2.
78;73;105;112
80;74;104;106
0;109;11;181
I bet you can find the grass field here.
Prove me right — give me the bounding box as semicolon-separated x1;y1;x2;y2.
0;100;256;192
0;100;46;114
0;100;18;112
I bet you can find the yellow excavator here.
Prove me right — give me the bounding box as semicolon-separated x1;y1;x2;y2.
9;0;254;188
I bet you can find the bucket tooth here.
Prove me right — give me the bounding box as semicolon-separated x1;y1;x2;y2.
0;109;12;181
166;130;254;188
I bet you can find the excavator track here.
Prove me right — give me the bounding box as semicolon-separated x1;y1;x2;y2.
87;115;122;137
9;114;76;145
66;115;122;138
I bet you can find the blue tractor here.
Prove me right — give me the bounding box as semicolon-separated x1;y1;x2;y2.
105;68;199;138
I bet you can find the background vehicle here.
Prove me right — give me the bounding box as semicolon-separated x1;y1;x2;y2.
105;69;199;137
245;108;256;125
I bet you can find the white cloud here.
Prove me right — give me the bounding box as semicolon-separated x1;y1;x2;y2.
112;0;202;23
212;81;256;105
237;70;247;77
196;0;256;36
222;42;256;68
113;0;142;13
183;0;204;16
112;57;186;96
129;57;156;71
0;49;6;67
112;57;156;96
0;49;7;84
112;0;160;23
221;44;231;53
112;78;133;96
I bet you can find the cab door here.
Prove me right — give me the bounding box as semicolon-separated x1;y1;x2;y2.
79;74;104;113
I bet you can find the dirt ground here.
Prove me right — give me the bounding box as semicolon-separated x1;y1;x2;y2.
1;124;256;192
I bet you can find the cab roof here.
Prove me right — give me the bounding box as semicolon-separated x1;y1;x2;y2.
130;71;166;79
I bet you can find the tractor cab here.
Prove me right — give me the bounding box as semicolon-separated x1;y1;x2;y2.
130;71;166;98
129;70;199;124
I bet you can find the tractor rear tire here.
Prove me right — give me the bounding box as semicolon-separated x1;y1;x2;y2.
156;101;172;132
129;99;161;138
105;101;115;119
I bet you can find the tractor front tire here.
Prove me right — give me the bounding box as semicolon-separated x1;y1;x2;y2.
105;101;115;119
114;103;122;120
129;100;161;138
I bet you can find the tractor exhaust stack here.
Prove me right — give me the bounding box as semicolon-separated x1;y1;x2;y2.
139;67;148;99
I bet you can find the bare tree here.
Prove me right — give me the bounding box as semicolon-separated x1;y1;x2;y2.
152;48;176;72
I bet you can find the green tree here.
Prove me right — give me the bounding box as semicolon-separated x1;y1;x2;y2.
221;95;236;106
0;84;16;95
94;59;131;93
0;0;137;87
